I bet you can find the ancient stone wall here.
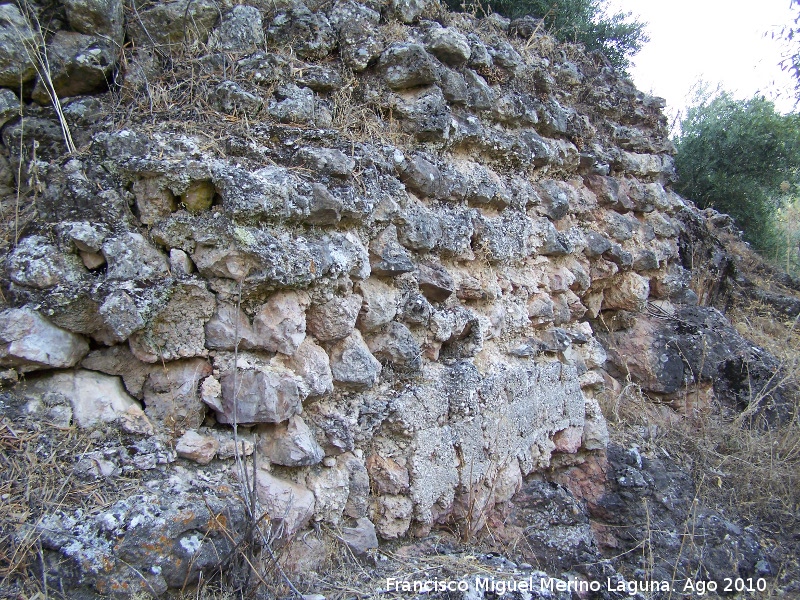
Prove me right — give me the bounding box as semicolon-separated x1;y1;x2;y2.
0;0;733;594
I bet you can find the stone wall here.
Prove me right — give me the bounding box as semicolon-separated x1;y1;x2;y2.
0;0;749;594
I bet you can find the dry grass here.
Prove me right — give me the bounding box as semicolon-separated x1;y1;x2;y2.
0;415;141;597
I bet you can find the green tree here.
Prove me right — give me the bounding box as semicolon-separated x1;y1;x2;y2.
445;0;647;72
674;93;800;256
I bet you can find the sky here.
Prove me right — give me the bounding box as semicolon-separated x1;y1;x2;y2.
605;0;798;126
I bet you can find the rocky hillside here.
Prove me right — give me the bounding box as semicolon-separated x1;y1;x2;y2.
0;0;797;598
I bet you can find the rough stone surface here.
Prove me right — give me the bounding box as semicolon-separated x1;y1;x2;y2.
252;291;310;355
426;25;471;65
0;4;37;87
175;430;219;464
328;0;384;71
307;294;362;342
129;281;215;363
23;369;151;432
329;330;382;389
103;232;169;281
0;2;784;595
356;278;399;331
7;236;86;289
369;225;415;276
127;0;218;47
0;308;88;372
267;7;335;61
286;337;334;397
366;321;422;371
31;32;116;104
380;43;437;90
341;517;379;554
256;469;316;535
210;5;263;52
211;80;264;117
63;0;124;44
258;415;324;466
142;358;211;431
217;359;304;424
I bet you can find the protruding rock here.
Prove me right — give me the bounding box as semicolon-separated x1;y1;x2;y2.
296;147;355;177
553;426;583;454
258;415;324;466
426;25;471;65
583;398;609;450
210;5;263;52
366;322;422;371
211;81;263;117
330;331;381;389
175;430;219;465
356;278;399;332
7;236;85;290
328;0;384;71
341;518;379;554
63;0;124;44
204;302;257;350
142;358;212;431
397;204;441;251
287;338;334;397
306;295;361;342
31;32;116;104
367;454;410;495
103;232;169;281
375;495;413;539
0;308;88;372
268;84;315;124
390;0;434;23
182;180;215;213
396;153;444;198
0;4;37;87
380;43;437;90
256;469;316;535
602;272;650;311
370;225;414;276
81;344;153;397
23;369;149;431
217;363;304;424
98;291;145;343
126;0;218;47
252;291;310;355
133;178;177;225
267;6;335;61
129;281;215;363
169;249;194;277
416;263;455;303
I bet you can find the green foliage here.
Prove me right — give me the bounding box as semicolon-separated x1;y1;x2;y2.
674;93;800;256
776;0;800;104
445;0;647;72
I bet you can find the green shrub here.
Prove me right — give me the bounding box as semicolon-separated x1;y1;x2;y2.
674;93;800;256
